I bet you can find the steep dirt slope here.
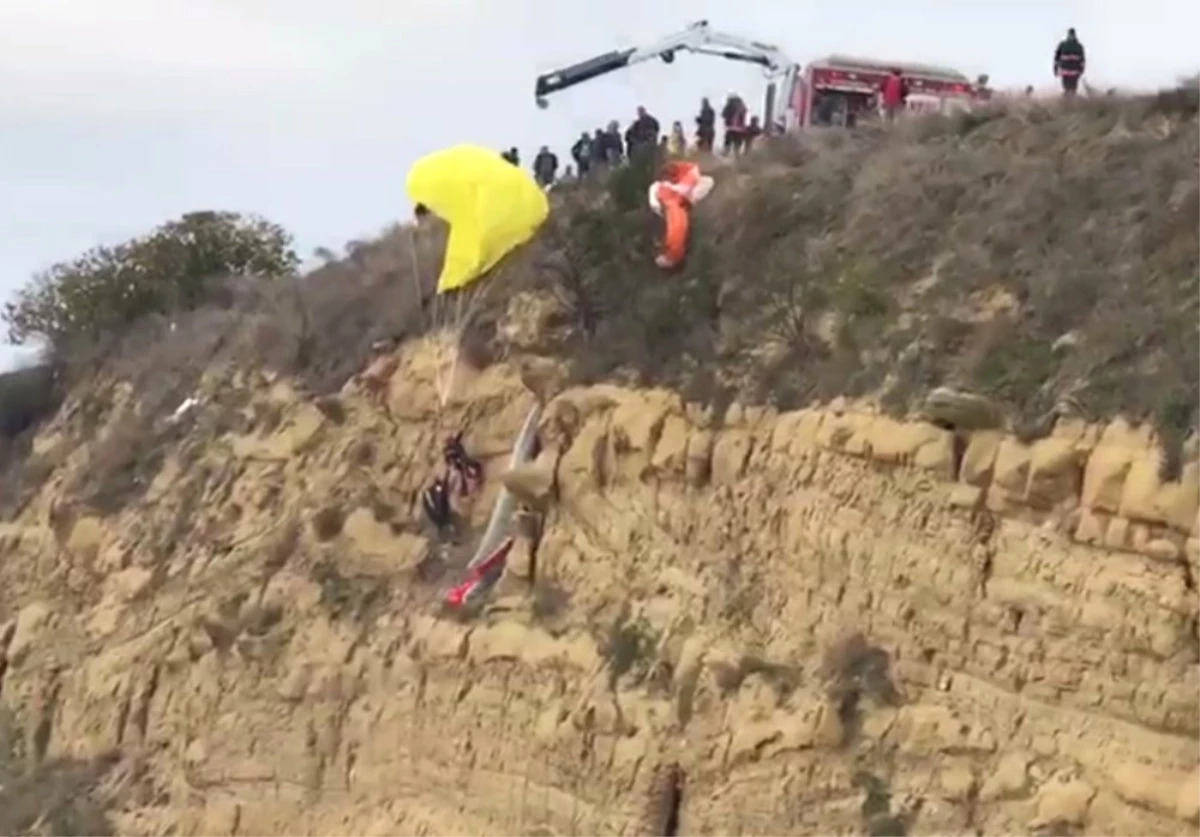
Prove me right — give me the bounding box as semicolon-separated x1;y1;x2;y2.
0;93;1197;836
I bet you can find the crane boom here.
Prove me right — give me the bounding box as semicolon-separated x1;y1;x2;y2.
534;20;794;102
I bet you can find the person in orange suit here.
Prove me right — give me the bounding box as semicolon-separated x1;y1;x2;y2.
648;160;714;270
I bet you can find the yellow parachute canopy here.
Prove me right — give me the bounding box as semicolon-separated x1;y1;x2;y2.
406;144;549;294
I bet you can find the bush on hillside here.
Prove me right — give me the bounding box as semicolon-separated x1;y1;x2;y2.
2;211;299;348
0;364;59;440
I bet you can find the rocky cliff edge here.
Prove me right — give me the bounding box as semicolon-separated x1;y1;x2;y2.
0;334;1197;835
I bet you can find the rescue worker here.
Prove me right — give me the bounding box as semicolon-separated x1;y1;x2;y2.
648;160;714;271
695;97;716;152
880;69;909;122
1053;28;1086;96
532;145;558;188
571;131;593;176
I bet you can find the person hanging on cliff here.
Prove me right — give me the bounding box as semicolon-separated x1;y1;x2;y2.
443;431;484;497
421;475;453;534
1053;28;1086;97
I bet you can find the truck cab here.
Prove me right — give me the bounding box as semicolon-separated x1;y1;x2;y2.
786;55;978;129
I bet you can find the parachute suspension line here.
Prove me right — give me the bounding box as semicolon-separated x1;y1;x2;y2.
436;287;470;408
412;220;451;405
407;224;427;331
409;222;451;415
405;143;551;406
437;263;506;408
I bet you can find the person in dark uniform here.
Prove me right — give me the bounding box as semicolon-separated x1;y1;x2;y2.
1053;28;1086;97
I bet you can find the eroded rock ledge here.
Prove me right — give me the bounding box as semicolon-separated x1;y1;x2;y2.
0;354;1196;836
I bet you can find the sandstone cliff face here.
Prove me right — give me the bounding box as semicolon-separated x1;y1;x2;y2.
0;342;1196;836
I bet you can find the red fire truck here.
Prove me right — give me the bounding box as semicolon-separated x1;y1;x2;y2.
533;21;983;133
790;55;979;128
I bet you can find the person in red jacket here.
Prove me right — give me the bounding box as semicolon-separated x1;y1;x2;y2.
880;69;909;122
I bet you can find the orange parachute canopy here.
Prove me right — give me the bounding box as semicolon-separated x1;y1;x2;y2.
647;162;714;270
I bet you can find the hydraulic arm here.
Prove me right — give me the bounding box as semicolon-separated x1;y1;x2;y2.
534;20;793;106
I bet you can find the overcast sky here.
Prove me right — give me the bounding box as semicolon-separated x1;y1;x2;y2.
2;0;1197;369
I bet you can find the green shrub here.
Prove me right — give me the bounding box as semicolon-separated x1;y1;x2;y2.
0;364;59;439
3;211;299;347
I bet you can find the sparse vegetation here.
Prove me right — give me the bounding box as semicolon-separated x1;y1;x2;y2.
821;632;901;744
525;89;1199;459
64;406;164;515
311;504;346;541
0;710;122;836
854;770;917;837
710;653;802;702
4;211;298;350
530;576;570;623
0;365;60;441
600;607;659;689
310;558;389;622
8;91;1190;467
0;89;1193;530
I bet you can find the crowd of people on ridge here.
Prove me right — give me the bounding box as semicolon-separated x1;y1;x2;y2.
500;28;1090;190
502;92;766;189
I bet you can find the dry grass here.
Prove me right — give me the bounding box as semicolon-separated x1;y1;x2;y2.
6;85;1195;506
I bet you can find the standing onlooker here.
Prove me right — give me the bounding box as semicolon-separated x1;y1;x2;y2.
1053;28;1086;97
500;147;520;166
721;92;748;155
532;145;558;188
590;128;608;170
668;121;688;156
626;106;661;160
571;131;593;177
695;97;716;152
743;116;763;152
603;120;625;165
